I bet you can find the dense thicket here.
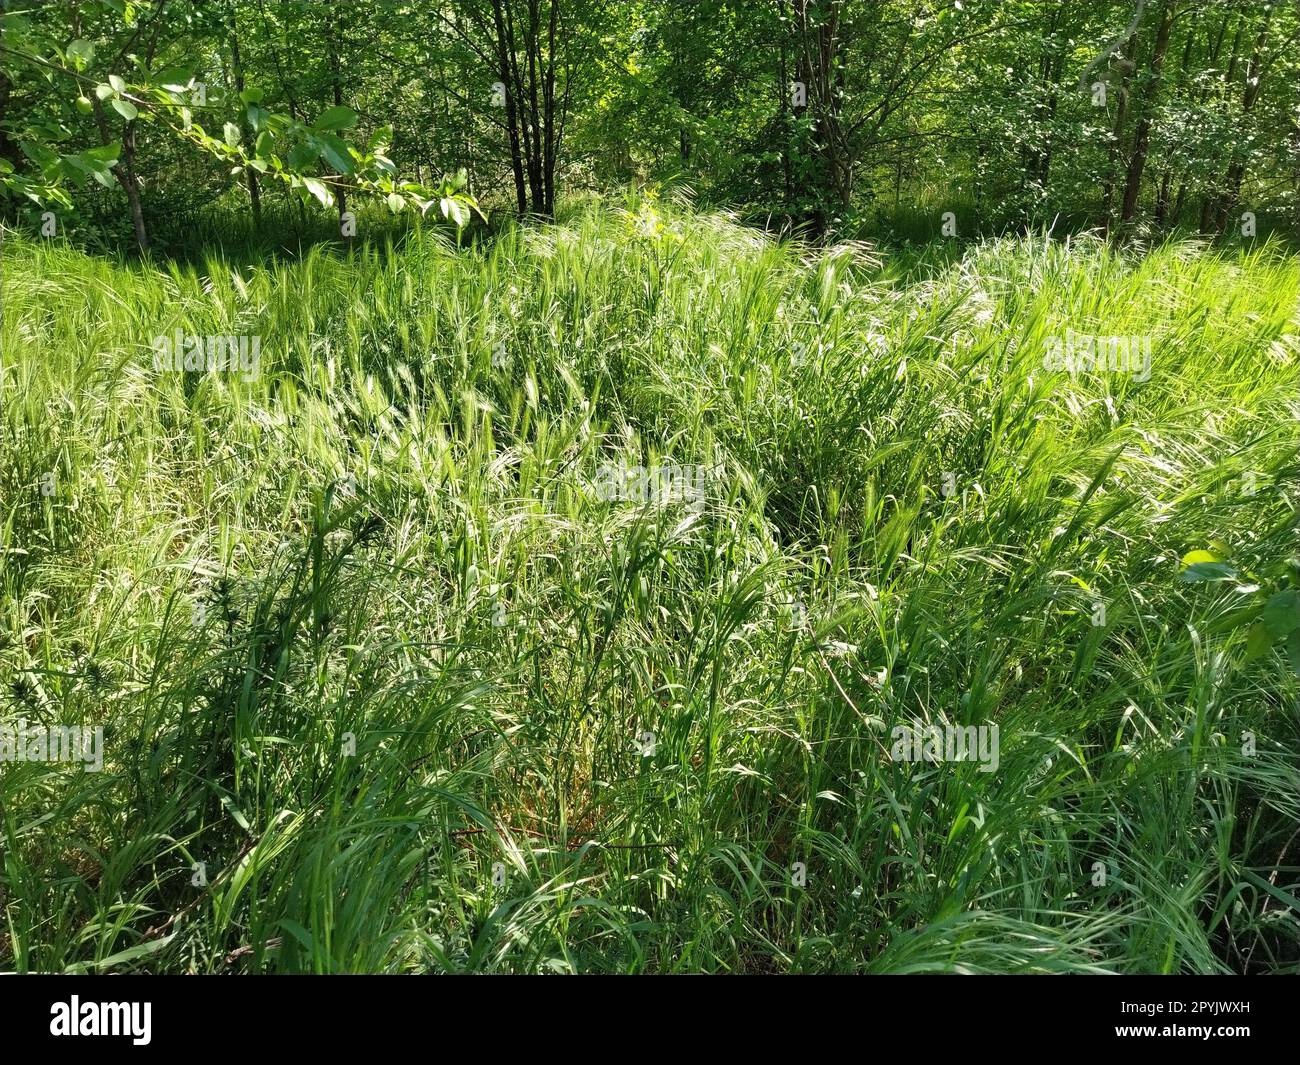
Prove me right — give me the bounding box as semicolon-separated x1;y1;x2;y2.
3;0;1298;247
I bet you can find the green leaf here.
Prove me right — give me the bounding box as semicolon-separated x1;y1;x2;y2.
110;98;138;121
1181;549;1223;567
67;39;95;70
316;133;354;175
1245;621;1272;660
20;139;60;168
1262;590;1300;638
314;105;357;131
302;177;334;208
386;192;405;213
287;141;319;170
223;122;241;147
278;918;315;952
440;196;469;228
152;64;195;92
239;87;264;105
83;143;120;164
1241;869;1300;914
63;934;176;974
1179;562;1238;583
60;154;90;179
108;74;126;94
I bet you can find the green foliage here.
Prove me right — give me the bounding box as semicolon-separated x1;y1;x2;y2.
2;204;1297;972
1183;545;1300;672
0;0;478;236
4;1;1297;246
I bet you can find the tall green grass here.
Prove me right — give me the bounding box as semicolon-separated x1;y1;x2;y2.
1;202;1298;972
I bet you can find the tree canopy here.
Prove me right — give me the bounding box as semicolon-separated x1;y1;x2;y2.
2;0;1297;247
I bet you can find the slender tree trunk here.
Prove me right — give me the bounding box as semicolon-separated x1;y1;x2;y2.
543;0;558;215
71;2;150;250
489;0;564;218
523;1;545;213
90;96;149;251
491;0;528;214
228;1;261;229
1173;176;1191;223
1154;16;1195;227
777;6;791;206
0;69;22;168
1154;168;1173;225
1037;57;1063;189
794;0;846;233
1292;104;1300;235
1214;8;1271;234
1173;15;1223;227
256;0;305;228
1101;36;1137;235
1201;16;1243;231
324;6;348;233
1028;9;1061;193
1120;0;1175;224
120;121;149;250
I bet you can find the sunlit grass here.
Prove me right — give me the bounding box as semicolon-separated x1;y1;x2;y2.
1;202;1297;972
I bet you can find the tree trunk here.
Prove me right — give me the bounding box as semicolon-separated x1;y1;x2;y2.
488;0;564;218
542;0;558;215
1030;7;1061;193
120;123;149;250
1292;104;1300;235
491;0;528;215
778;10;791;206
1153;15;1196;227
1214;8;1272;234
228;1;261;229
0;69;22;168
1120;0;1175;224
524;0;544;212
324;6;348;233
1201;15;1244;232
90;96;149;251
794;0;846;234
1154;168;1173;226
1100;35;1137;235
1037;59;1063;189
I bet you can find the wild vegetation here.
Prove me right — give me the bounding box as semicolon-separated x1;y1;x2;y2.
1;1;1298;974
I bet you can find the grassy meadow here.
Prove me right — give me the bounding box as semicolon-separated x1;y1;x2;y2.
2;201;1299;973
